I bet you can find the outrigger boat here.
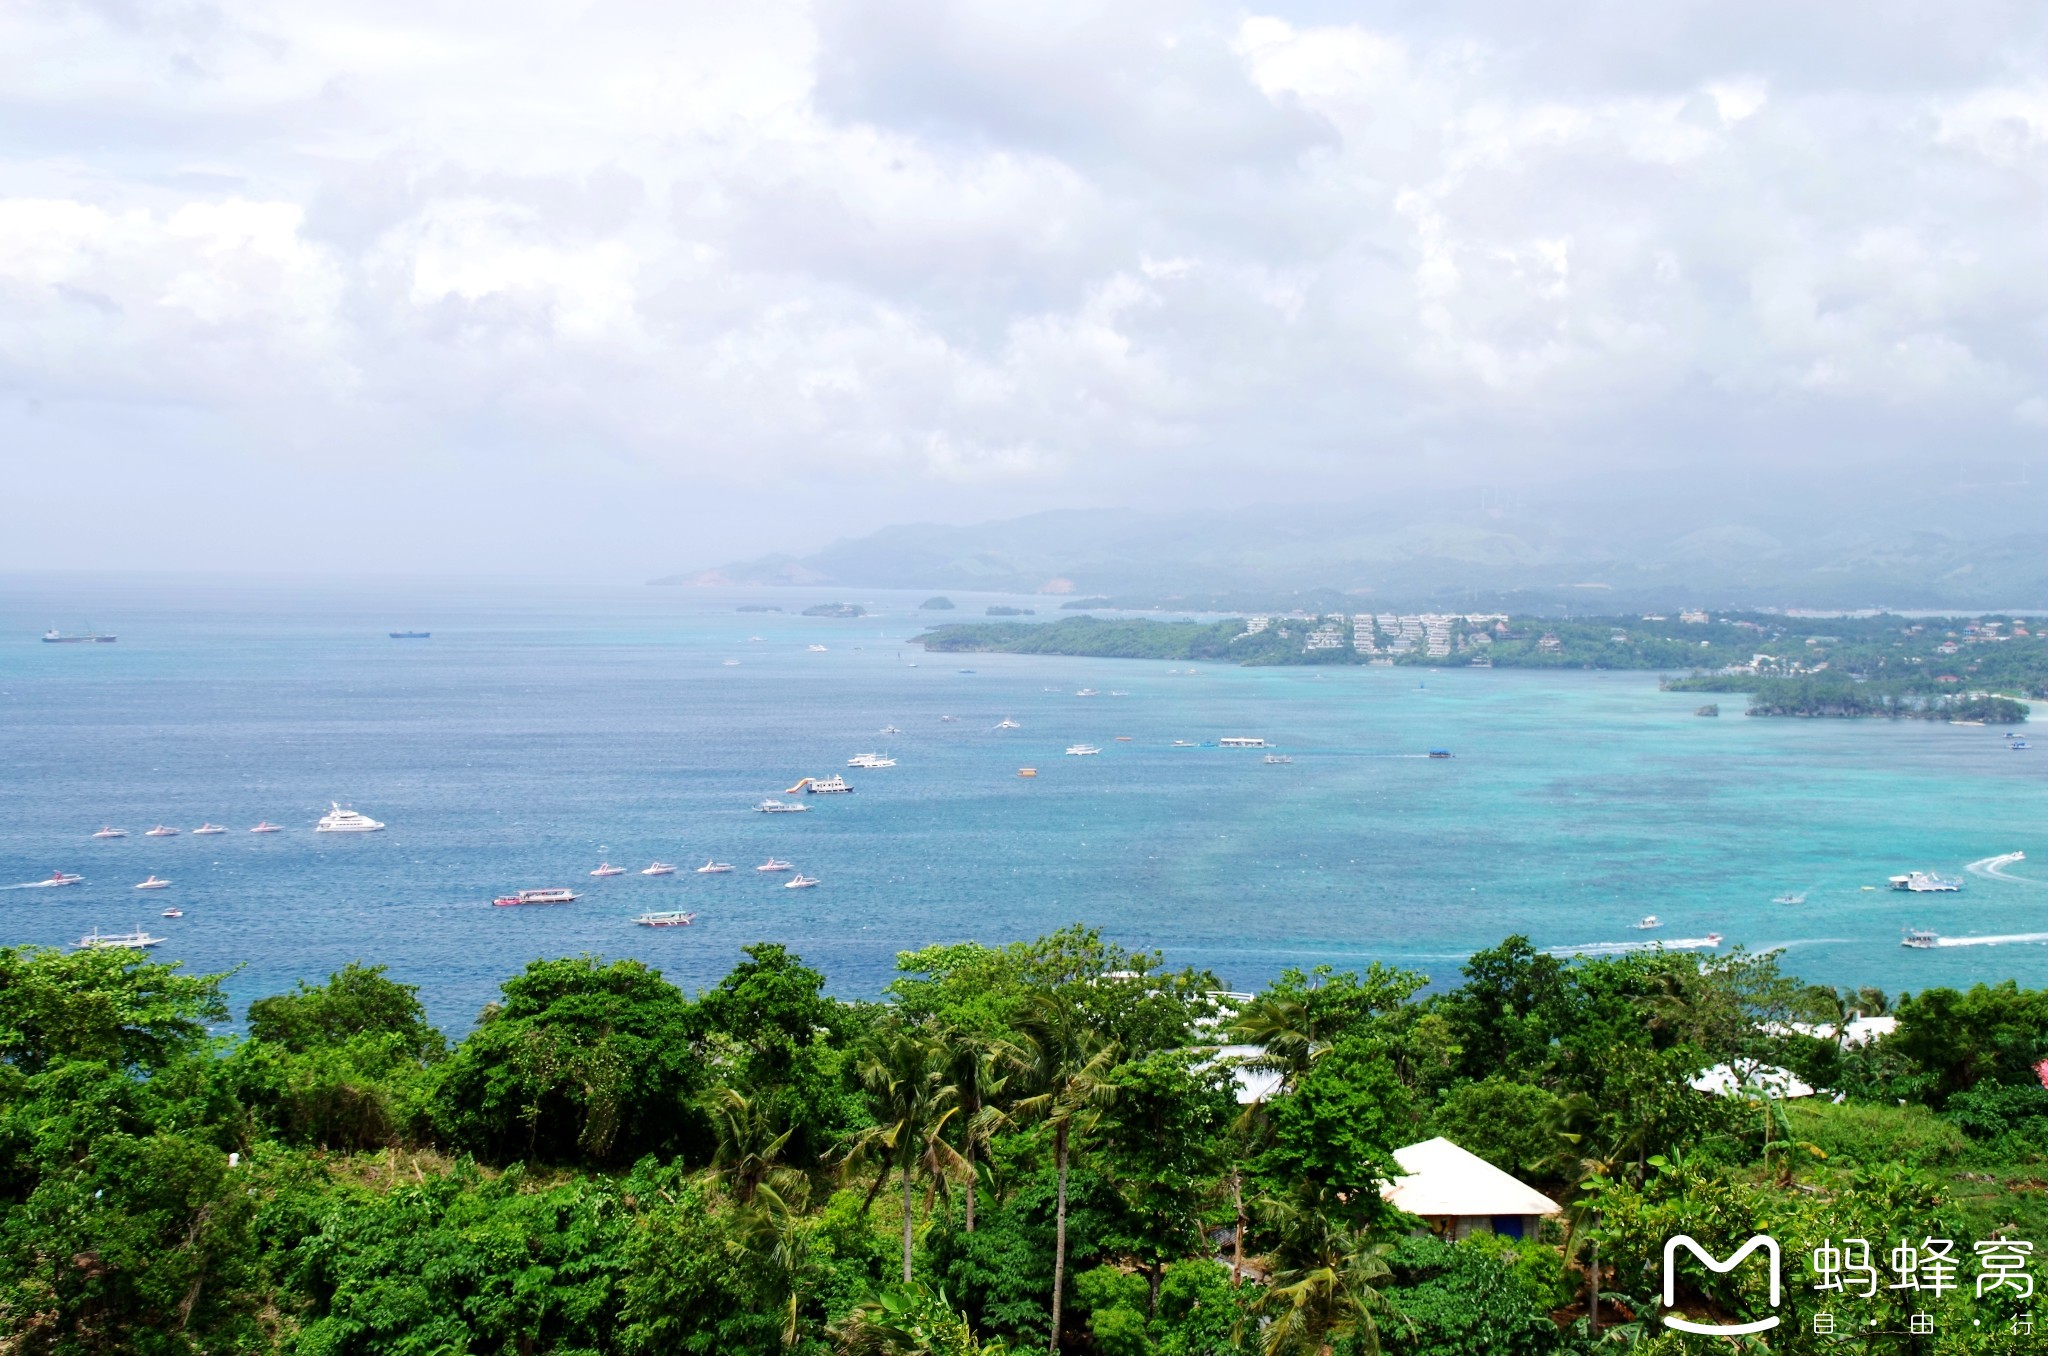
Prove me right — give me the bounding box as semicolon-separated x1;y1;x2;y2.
635;910;697;927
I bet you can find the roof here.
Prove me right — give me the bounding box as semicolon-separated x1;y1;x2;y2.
1208;1044;1285;1104
1690;1062;1815;1099
1379;1138;1561;1219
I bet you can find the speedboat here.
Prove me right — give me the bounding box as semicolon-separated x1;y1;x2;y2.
492;888;578;906
1172;740;1195;747
847;753;896;768
1773;891;1808;905
807;644;828;652
1902;927;1940;949
697;860;733;873
995;719;1021;730
788;775;853;794
2012;738;2032;750
1633;915;1662;930
145;825;179;837
76;928;163;950
784;874;819;889
641;862;677;876
92;826;127;839
192;823;226;836
635;910;697;927
1703;933;1725;947
880;725;903;734
1075;688;1098;697
756;858;794;872
591;863;627;877
250;821;282;833
315;804;384;833
135;875;171;890
160;907;183;918
39;871;84;887
1065;744;1102;756
755;799;809;813
940;715;959;722
1889;871;1961;893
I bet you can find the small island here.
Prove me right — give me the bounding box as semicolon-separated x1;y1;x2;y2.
800;603;866;618
919;596;955;610
735;604;782;613
986;605;1036;616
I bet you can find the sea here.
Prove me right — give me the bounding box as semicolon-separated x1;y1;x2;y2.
3;575;2045;1035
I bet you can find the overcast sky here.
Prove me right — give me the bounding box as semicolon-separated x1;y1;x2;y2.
4;0;2047;575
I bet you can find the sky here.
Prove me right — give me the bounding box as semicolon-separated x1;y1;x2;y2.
3;0;2047;576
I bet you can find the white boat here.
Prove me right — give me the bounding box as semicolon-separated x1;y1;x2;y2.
697;859;734;873
880;725;903;734
135;875;171;890
755;798;809;813
1219;736;1268;748
757;858;794;872
492;888;578;907
1902;927;1940;949
1772;891;1807;905
635;910;697;927
160;907;182;918
847;753;897;768
591;863;627;877
316;804;384;833
250;821;282;833
940;715;959;722
807;644;828;652
641;862;677;876
145;825;179;837
722;659;740;667
1172;740;1195;747
1633;915;1662;930
788;775;853;794
1075;688;1098;697
995;719;1021;729
39;870;84;887
1703;932;1724;946
1263;754;1293;764
77;928;164;950
92;826;127;839
1065;744;1102;756
1889;871;1961;893
192;823;226;836
784;874;819;889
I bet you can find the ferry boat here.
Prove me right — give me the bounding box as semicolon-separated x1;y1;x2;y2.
757;858;794;872
40;871;84;887
250;821;283;833
92;826;127;839
192;823;226;836
788;775;853;794
635;910;697;927
134;875;170;890
1901;927;1940;949
754;799;809;813
697;860;734;873
1065;744;1102;756
145;825;179;837
1018;767;1037;777
160;907;183;918
492;888;579;907
389;631;431;640
1634;915;1662;930
1263;754;1293;764
847;753;897;768
43;628;116;644
995;719;1021;730
1218;737;1267;748
76;928;163;950
590;863;627;877
1889;871;1962;893
316;804;385;833
641;862;677;876
784;874;819;889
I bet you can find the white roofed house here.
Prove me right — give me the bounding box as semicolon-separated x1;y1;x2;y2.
1379;1137;1561;1242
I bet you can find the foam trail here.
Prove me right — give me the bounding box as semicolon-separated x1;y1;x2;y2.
1546;936;1725;957
1933;931;2048;948
1965;852;2042;886
4;880;61;890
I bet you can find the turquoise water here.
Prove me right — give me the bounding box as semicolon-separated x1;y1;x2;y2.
3;576;2045;1032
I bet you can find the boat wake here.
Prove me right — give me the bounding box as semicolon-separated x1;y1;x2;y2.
5;880;62;890
1546;936;1725;957
1965;853;2041;886
1933;931;2048;949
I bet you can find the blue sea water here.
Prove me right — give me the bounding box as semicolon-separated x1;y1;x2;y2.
3;575;2045;1034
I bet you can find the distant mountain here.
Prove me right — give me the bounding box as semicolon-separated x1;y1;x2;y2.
655;494;2048;613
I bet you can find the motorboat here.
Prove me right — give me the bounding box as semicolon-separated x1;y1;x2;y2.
590;863;627;877
1772;892;1808;905
995;719;1021;730
635;910;697;927
641;862;677;876
1889;872;1961;893
39;871;84;887
755;799;809;813
135;875;171;890
76;928;163;950
250;821;283;833
1075;688;1098;697
847;753;897;768
192;823;226;836
316;804;385;833
1902;928;1940;949
389;631;430;639
92;826;127;839
1633;915;1662;930
722;659;740;667
1427;749;1453;759
807;644;828;652
787;775;853;794
1065;744;1102;756
940;715;959;722
784;874;819;889
1263;754;1293;764
160;907;183;918
492;888;579;907
1172;740;1195;747
697;860;734;874
756;858;794;872
145;825;179;837
1018;768;1037;777
1703;933;1725;946
1115;736;1133;741
880;725;904;734
2012;738;2032;750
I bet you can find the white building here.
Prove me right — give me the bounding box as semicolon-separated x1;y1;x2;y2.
1380;1138;1561;1242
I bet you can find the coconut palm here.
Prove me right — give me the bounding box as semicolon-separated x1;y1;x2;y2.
1248;1181;1402;1356
847;1021;968;1284
707;1086;795;1206
934;1026;1015;1234
1224;992;1327;1091
1011;991;1119;1355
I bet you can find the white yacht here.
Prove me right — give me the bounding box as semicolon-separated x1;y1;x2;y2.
757;858;794;872
192;823;226;836
755;798;809;813
847;753;897;768
995;718;1021;730
641;862;677;876
316;804;385;833
135;875;171;890
697;860;734;874
1065;744;1102;756
145;825;179;837
788;775;853;794
1902;927;1940;949
1889;871;1961;893
250;821;283;833
1633;915;1662;930
784;874;819;889
590;863;627;877
92;826;127;839
40;871;84;887
77;927;164;950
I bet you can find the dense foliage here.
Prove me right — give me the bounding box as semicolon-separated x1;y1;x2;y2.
8;927;2048;1353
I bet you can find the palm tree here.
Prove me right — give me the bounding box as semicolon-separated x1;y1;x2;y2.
1248;1181;1402;1356
1011;991;1119;1356
708;1087;795;1206
935;1026;1015;1234
848;1021;968;1284
1225;992;1327;1091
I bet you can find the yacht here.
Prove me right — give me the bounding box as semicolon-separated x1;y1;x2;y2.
635;910;697;927
788;775;853;794
192;823;226;836
134;875;171;890
879;725;904;734
995;718;1021;730
76;928;163;950
492;888;578;907
316;804;385;833
1889;871;1962;893
755;799;809;813
696;860;734;874
641;862;677;876
847;753;897;768
250;821;283;833
40;871;84;887
1633;915;1662;930
92;826;127;839
784;874;820;889
1065;744;1102;756
160;907;183;919
756;858;794;872
1901;927;1941;949
145;825;180;837
590;863;627;877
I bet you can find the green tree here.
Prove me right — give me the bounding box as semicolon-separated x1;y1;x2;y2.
1098;1049;1234;1315
0;944;227;1075
1259;1035;1412;1204
849;1021;968;1284
1249;1181;1402;1356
